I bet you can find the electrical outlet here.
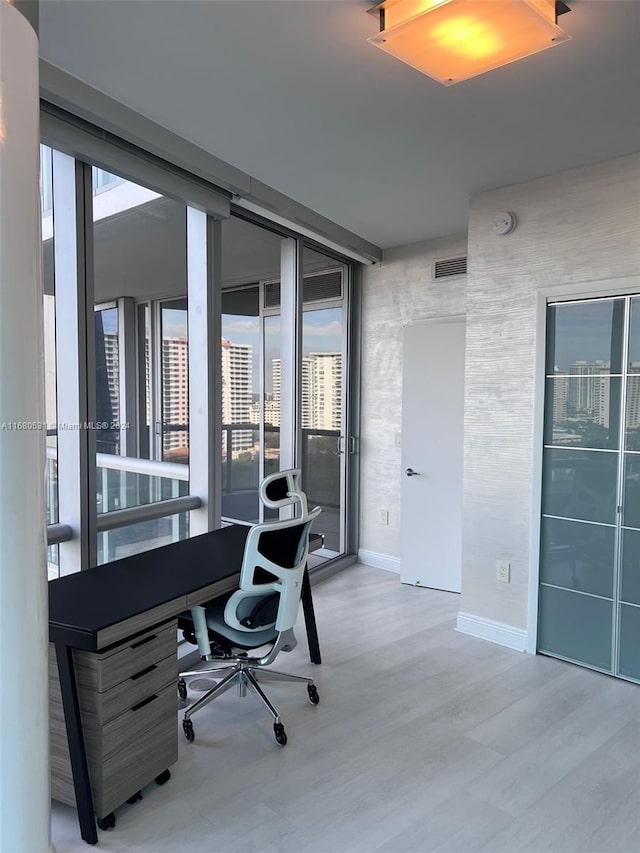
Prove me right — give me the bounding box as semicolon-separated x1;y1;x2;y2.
496;560;510;583
378;510;389;526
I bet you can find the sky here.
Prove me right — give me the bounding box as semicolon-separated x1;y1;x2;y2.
97;303;343;390
222;306;343;389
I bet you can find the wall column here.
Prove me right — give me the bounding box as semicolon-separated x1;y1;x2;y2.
0;2;53;851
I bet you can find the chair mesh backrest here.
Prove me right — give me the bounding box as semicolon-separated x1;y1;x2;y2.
257;521;309;570
226;499;321;635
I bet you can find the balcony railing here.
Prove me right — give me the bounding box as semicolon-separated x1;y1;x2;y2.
222;423;341;552
45;447;197;571
45;420;342;573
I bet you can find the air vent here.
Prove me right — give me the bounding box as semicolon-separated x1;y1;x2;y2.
264;282;280;309
263;269;343;309
433;256;467;280
304;270;343;303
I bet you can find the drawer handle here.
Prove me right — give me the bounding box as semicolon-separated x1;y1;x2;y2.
131;694;158;712
130;664;157;681
130;634;157;649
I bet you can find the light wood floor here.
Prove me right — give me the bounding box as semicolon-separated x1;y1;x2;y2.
51;564;640;853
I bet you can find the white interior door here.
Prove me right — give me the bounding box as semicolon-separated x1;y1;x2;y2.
400;318;465;592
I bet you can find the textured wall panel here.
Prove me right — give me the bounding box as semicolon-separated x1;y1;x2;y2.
462;152;640;630
360;236;467;557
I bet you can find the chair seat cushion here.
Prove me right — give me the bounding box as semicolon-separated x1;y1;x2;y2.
204;594;279;649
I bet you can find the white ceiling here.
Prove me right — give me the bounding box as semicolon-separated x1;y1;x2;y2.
39;0;640;250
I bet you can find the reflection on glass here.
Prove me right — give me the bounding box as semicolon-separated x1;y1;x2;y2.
161;299;189;462
41;145;59;577
620;529;640;606
47;545;59;582
627;297;640;367
541;448;617;525
538;585;612;671
97;513;189;565
221;285;260;521
622;454;640;529
301;248;345;554
618;604;640;680
546;299;624;375
625;369;640;450
92;169;189;536
544;376;620;450
540;517;614;598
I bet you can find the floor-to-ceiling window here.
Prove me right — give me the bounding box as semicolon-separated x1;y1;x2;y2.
41;117;359;576
91;171;190;563
539;296;640;682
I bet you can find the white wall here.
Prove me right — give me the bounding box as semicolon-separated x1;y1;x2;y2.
462;151;640;634
360;235;467;565
360;151;640;650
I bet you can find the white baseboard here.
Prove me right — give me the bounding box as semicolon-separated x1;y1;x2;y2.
456;611;528;653
357;549;401;574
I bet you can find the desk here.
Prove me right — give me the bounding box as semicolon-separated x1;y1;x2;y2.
49;525;322;845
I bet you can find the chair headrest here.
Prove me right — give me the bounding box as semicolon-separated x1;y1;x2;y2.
260;469;306;510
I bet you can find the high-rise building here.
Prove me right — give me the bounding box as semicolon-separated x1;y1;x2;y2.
272;352;341;430
627;365;640;430
310;352;342;430
568;360;610;415
553;368;569;423
162;336;189;458
221;338;253;453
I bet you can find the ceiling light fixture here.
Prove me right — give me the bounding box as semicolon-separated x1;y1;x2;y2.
367;0;571;86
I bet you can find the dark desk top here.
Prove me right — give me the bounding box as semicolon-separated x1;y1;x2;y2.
49;527;322;650
49;525;250;648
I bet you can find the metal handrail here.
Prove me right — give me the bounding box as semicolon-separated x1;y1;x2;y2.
46;496;201;542
95;495;201;533
46;523;73;546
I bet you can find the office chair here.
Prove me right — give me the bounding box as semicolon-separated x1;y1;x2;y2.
178;470;321;746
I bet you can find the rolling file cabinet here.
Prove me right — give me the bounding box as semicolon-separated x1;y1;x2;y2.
50;620;178;828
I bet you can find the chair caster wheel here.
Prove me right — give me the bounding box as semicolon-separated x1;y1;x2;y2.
307;684;319;705
274;722;287;746
97;812;116;831
183;718;195;742
155;769;171;785
126;790;142;804
177;678;187;701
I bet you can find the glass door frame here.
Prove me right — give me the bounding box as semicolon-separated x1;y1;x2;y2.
530;276;640;680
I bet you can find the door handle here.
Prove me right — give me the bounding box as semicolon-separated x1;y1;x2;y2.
405;468;421;477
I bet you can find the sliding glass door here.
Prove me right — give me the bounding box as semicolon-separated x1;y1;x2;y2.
219;218;353;559
539;295;640;682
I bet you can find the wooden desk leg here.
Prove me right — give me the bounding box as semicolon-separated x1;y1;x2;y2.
55;642;98;845
301;568;321;664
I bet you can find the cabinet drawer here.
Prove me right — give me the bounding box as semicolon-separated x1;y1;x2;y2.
84;681;177;762
98;712;177;817
96;653;177;725
50;691;178;816
74;621;177;693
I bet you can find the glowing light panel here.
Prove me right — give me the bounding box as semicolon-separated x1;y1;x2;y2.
368;0;570;85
